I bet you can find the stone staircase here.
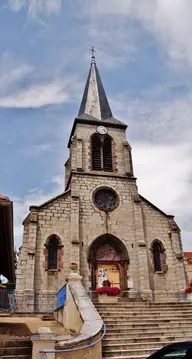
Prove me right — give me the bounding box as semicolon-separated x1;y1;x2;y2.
0;337;32;359
95;302;192;359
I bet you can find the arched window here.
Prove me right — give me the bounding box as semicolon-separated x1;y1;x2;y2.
91;134;113;172
153;242;162;271
48;236;59;270
151;240;166;272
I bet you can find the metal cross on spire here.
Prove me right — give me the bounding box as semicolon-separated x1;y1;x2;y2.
90;46;96;63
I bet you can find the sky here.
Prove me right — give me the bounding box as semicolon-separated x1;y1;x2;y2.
1;0;192;251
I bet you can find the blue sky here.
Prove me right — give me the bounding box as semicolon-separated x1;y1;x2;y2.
1;0;192;250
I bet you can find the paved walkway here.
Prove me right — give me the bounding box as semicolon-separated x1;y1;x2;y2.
0;316;72;338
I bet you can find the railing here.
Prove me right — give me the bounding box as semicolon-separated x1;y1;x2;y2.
0;288;14;310
40;321;106;354
12;294;55;312
56;284;67;309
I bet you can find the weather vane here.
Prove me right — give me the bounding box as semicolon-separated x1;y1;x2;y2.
90;46;96;62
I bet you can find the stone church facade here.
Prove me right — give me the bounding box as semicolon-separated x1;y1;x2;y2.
16;55;187;309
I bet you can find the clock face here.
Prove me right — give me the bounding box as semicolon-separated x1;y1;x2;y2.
94;188;117;211
97;126;108;135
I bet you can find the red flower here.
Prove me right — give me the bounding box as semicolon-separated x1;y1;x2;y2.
184;281;192;294
71;262;77;265
96;286;121;296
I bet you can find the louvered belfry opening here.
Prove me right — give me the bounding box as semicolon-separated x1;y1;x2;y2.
91;133;113;172
92;134;102;170
103;136;113;171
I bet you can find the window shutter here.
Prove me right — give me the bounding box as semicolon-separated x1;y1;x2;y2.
103;136;113;172
92;135;101;170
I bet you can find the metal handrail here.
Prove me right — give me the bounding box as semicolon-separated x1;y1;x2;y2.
39;321;106;354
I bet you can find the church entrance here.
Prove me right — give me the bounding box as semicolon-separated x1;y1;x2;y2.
88;235;129;291
96;263;120;289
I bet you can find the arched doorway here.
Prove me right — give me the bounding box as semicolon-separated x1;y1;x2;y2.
88;235;129;291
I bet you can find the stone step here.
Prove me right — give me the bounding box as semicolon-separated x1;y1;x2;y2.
95;302;192;306
106;322;192;330
103;317;192;323
102;346;161;357
0;347;31;356
101;316;192;321
103;335;192;344
104;356;151;359
96;306;192;311
96;302;192;358
0;340;32;348
106;326;192;338
41;314;55;321
95;305;192;311
102;340;176;350
99;310;192;315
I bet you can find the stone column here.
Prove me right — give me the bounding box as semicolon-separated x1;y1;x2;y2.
76;137;83;171
24;208;38;311
168;217;187;291
132;194;152;298
71;193;80;273
123;141;133;177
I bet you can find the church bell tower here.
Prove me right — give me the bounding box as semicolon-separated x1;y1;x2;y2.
65;52;134;190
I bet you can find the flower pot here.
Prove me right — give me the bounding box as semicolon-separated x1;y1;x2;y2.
70;264;78;272
98;294;118;303
188;293;192;302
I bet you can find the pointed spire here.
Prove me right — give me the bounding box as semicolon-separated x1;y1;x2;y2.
78;50;113;121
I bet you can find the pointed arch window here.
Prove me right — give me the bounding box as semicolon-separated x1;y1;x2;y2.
153;242;162;272
91;134;113;172
48;236;59;270
151;240;167;273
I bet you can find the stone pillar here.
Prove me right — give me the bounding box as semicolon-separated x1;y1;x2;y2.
71;137;77;171
24;208;38;311
168;217;187;291
71;193;80;272
76;137;83;171
132;195;152;298
123;141;133;177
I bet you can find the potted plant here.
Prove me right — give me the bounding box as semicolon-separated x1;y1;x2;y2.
96;285;121;303
70;262;78;272
184;281;192;301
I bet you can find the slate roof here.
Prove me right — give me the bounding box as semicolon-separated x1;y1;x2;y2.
68;58;127;147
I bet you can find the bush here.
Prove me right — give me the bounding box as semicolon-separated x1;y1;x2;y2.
3;282;15;289
96;286;121;296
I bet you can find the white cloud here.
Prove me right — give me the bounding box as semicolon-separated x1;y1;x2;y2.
133;141;192;251
21;144;52;157
8;0;61;18
84;0;192;69
8;0;25;12
0;53;33;94
110;86;192;250
0;80;71;108
12;177;63;248
0;53;78;108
